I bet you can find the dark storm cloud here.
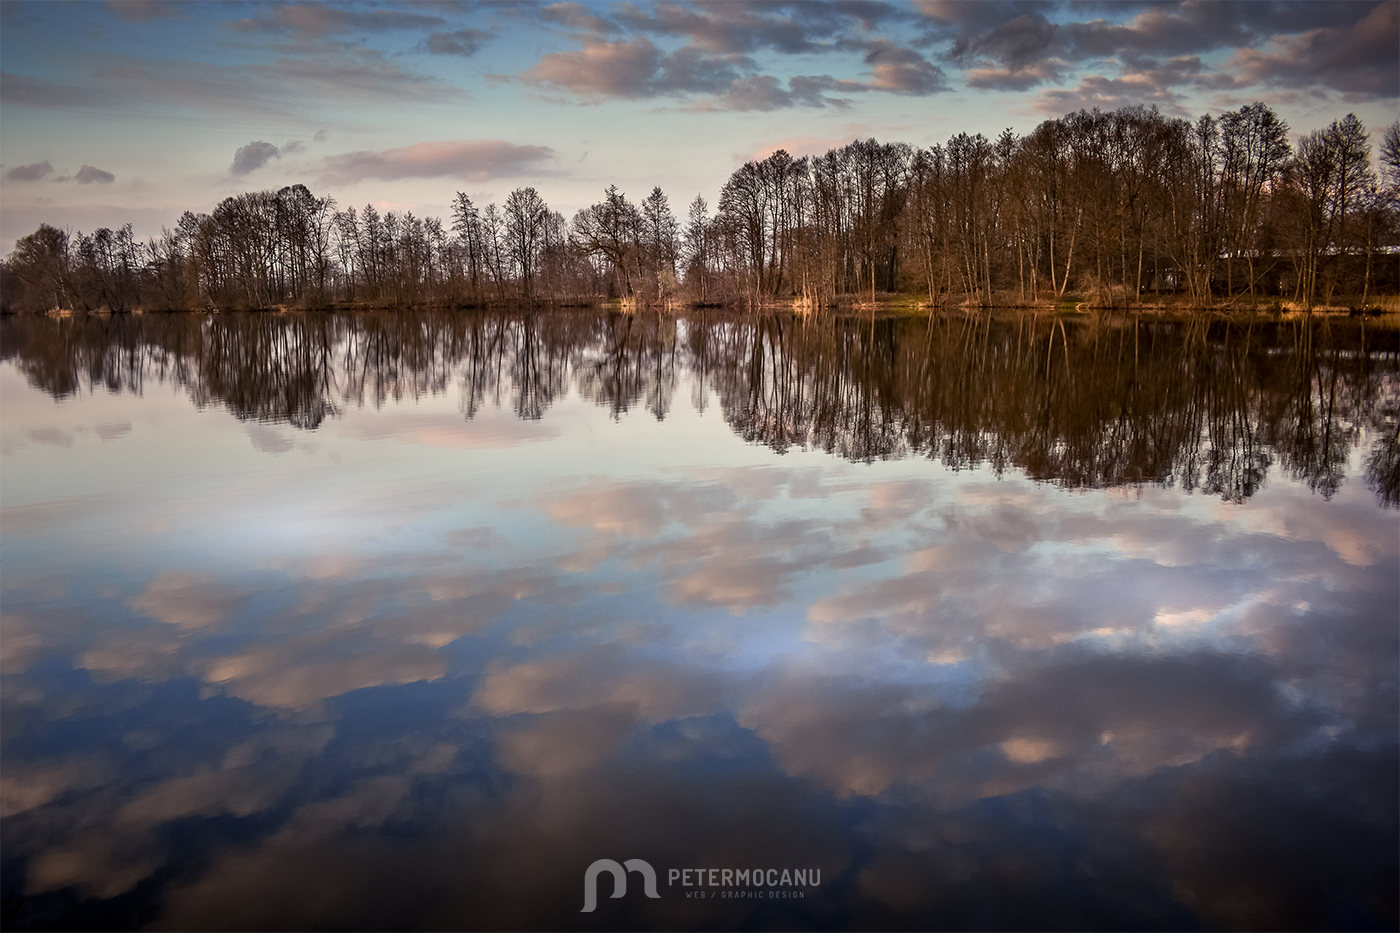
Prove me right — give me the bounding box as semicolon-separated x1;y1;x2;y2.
4;161;53;182
1056;1;1371;62
944;10;1057;68
231;141;282;176
522;1;1390;102
225;2;445;36
1220;1;1399;98
922;0;1398;98
75;165;115;184
957;0;1394;98
523;31;944;108
319;140;553;185
520;0;940;108
423;27;494;56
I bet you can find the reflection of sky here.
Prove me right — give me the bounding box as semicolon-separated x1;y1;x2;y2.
2;356;1397;931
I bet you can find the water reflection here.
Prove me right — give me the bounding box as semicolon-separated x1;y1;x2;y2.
1;310;1396;931
3;310;1396;505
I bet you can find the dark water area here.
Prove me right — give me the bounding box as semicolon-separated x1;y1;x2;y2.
1;309;1397;931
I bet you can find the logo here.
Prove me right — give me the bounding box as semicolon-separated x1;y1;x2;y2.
581;859;660;912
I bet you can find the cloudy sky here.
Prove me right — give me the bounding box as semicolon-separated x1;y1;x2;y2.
1;0;1396;246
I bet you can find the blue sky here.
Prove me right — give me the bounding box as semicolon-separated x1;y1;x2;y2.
1;0;1397;245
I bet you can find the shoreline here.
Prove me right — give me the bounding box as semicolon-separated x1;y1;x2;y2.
7;297;1399;322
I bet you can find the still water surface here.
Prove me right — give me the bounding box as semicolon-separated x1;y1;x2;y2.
2;310;1397;931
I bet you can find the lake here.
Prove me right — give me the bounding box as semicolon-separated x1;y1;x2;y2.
1;309;1396;931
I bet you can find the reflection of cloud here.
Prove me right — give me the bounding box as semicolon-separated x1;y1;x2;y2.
0;497;105;536
27;426;73;446
495;709;636;776
474;651;718;721
1220;490;1398;568
150;757;851;931
16;725;334;901
247;421;294;452
27;839;161;898
201;644;447;709
109;560;575;710
1142;746;1400;930
0;756;110;817
94;421;131;440
342;410;559;448
120;763;294;824
741;650;1287;801
78;625;184;682
541;474;853;610
0;606;88;675
445;526;505;549
129;572;248;630
546;483;671;536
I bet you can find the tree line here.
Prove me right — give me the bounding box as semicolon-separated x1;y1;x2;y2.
3;105;1398;314
3;308;1394;506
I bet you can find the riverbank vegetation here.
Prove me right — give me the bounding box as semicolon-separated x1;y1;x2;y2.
3;105;1398;315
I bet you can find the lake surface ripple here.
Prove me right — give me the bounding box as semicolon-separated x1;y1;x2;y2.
1;310;1397;931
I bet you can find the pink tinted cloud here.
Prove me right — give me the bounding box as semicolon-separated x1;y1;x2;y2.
748;127;872;162
1033;73;1189;118
523;37;664;98
225;4;444;36
320;140;554;185
105;0;181;22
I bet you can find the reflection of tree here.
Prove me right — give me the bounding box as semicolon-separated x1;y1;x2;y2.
196;314;340;428
1366;421;1400;507
574;312;677;421
2;311;1394;504
691;314;1394;504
